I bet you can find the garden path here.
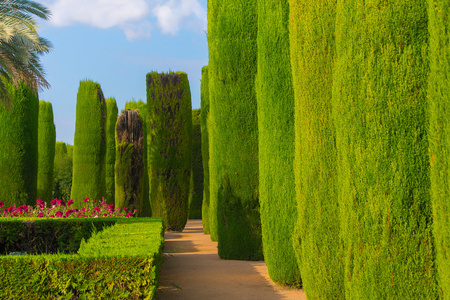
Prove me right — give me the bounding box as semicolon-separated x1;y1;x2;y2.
156;219;306;300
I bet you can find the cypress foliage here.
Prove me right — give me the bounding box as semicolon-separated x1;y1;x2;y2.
333;1;436;298
189;108;203;219
124;100;151;217
37;101;56;204
147;72;192;231
428;0;450;297
105;98;118;205
207;0;262;260
115;110;145;216
200;66;210;233
0;80;38;206
257;0;299;285
53;142;73;201
71;80;107;205
290;0;343;297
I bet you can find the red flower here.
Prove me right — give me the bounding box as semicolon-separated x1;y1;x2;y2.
0;201;4;209
36;199;45;209
126;212;133;218
50;199;57;206
67;199;74;207
37;212;43;217
55;211;63;218
83;198;90;203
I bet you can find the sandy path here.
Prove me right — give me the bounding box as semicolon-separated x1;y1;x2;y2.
156;220;306;300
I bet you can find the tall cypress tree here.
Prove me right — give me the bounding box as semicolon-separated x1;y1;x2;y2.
208;0;262;260
189;108;203;219
53;142;72;201
37;100;56;204
333;1;436;298
105;98;118;205
257;0;299;284
200;66;211;233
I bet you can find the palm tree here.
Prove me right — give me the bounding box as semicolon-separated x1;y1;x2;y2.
0;0;52;108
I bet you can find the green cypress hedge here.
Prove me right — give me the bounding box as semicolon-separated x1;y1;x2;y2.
428;0;450;297
71;80;107;205
207;0;262;260
104;98;118;205
0;80;38;206
37;101;56;204
257;0;299;285
124;100;151;217
200;66;210;233
189;108;203;219
115;110;145;216
290;0;343;296
147;72;192;231
333;1;436;298
53;142;73;201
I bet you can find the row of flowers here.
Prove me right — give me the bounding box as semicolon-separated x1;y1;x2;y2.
0;198;136;218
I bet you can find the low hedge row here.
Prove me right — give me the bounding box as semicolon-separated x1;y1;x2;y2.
0;217;164;299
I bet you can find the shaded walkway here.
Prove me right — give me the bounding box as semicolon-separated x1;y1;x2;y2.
156;220;306;300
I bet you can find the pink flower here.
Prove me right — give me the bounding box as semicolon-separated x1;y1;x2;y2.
126;212;133;218
67;199;74;207
19;204;28;212
94;207;101;213
0;201;4;209
55;211;63;218
37;212;43;217
36;199;45;209
50;199;57;206
84;198;90;203
66;210;74;218
56;199;65;207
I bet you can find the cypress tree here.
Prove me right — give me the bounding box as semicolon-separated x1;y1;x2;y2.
200;66;211;233
333;1;436;298
0;80;38;207
53;142;72;201
189;108;203;219
105;98;118;205
71;80;106;205
147;72;192;231
115;110;145;216
428;0;450;297
257;0;299;284
37;101;56;204
124;100;151;216
208;0;262;260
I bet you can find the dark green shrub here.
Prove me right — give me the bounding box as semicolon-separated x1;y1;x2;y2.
207;0;262;260
189;108;203;219
256;0;299;285
71;80;106;205
37;101;56;204
147;72;192;231
105;98;118;205
0;80;38;207
53;142;73;201
200;66;210;233
289;0;342;296
428;0;450;297
332;1;436;298
115;110;145;216
124;100;151;217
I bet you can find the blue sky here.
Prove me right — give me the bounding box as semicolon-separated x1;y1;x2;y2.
36;0;208;145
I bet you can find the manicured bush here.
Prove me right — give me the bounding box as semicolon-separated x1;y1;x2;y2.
200;66;210;233
207;0;262;260
332;1;436;298
105;98;118;205
256;0;299;285
71;80;106;205
37;101;56;204
0;80;38;207
289;0;342;296
147;72;192;231
124;100;151;217
189;108;203;219
115;110;145;216
53;142;73;201
428;0;450;297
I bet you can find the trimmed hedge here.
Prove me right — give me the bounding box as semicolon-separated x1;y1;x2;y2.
71;80;107;205
0;217;164;299
115;110;145;216
257;0;299;285
207;0;262;260
189;108;203;219
37;101;56;204
200;66;210;233
124;100;151;217
0;80;38;207
147;72;192;231
53;142;73;201
289;0;342;296
428;0;450;297
105;98;118;205
333;1;436;298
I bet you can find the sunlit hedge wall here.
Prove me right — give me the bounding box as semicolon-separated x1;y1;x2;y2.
200;66;210;233
37;101;56;204
105;98;118;205
332;1;436;298
189;108;203;219
71;80;106;205
207;0;262;260
147;72;192;231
